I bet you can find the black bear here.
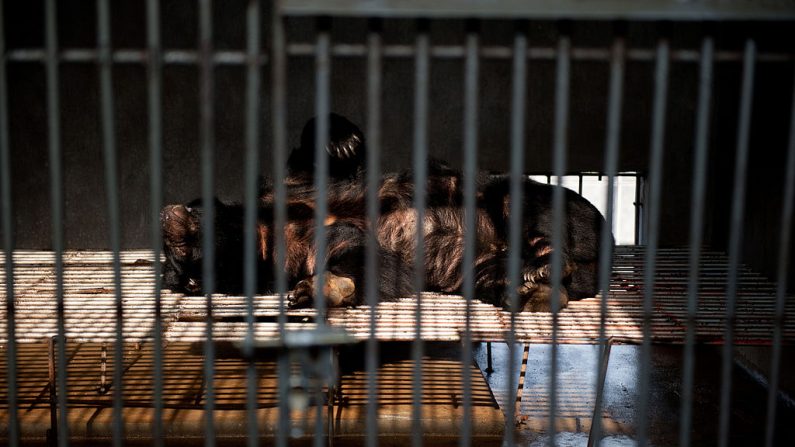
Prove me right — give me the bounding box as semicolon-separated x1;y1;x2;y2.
161;115;610;312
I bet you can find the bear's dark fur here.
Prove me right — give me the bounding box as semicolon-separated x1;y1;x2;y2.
369;164;606;311
161;115;610;312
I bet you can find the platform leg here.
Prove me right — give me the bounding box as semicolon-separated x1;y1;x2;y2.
587;338;614;447
47;337;58;447
515;343;530;425
485;342;494;373
98;343;109;394
327;347;339;446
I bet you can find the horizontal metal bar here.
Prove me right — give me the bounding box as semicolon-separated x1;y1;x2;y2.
290;45;793;63
281;0;795;21
4;46;793;64
5;49;268;65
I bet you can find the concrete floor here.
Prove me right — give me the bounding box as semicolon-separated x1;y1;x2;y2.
471;342;795;446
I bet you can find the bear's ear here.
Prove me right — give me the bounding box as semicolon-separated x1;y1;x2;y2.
160;204;199;257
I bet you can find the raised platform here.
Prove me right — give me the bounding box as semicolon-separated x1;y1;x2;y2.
1;246;792;345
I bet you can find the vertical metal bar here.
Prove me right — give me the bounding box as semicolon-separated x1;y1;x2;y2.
679;35;714;447
0;0;20;444
460;19;479;447
313;16;331;447
505;22;527;445
44;0;69;444
718;39;756;447
313;18;330;325
764;67;795;447
198;1;216;445
270;2;289;446
412;19;430;447
145;0;165;445
144;0;166;445
548;24;571;446
637;33;670;447
97;0;125;444
365;18;383;447
243;1;261;446
589;27;625;447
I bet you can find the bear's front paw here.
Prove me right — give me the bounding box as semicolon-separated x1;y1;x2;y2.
287;273;357;309
288;278;315;309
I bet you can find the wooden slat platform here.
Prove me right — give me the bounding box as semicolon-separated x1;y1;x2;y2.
1;246;793;345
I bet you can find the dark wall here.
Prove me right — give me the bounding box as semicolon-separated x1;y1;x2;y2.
2;1;793;285
706;57;795;288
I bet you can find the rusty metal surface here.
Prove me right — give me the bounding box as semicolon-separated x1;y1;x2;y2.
1;246;793;345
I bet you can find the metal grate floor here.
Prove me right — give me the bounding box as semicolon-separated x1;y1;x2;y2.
1;246;793;345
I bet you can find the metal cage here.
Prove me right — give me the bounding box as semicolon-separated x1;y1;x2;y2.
1;0;795;446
